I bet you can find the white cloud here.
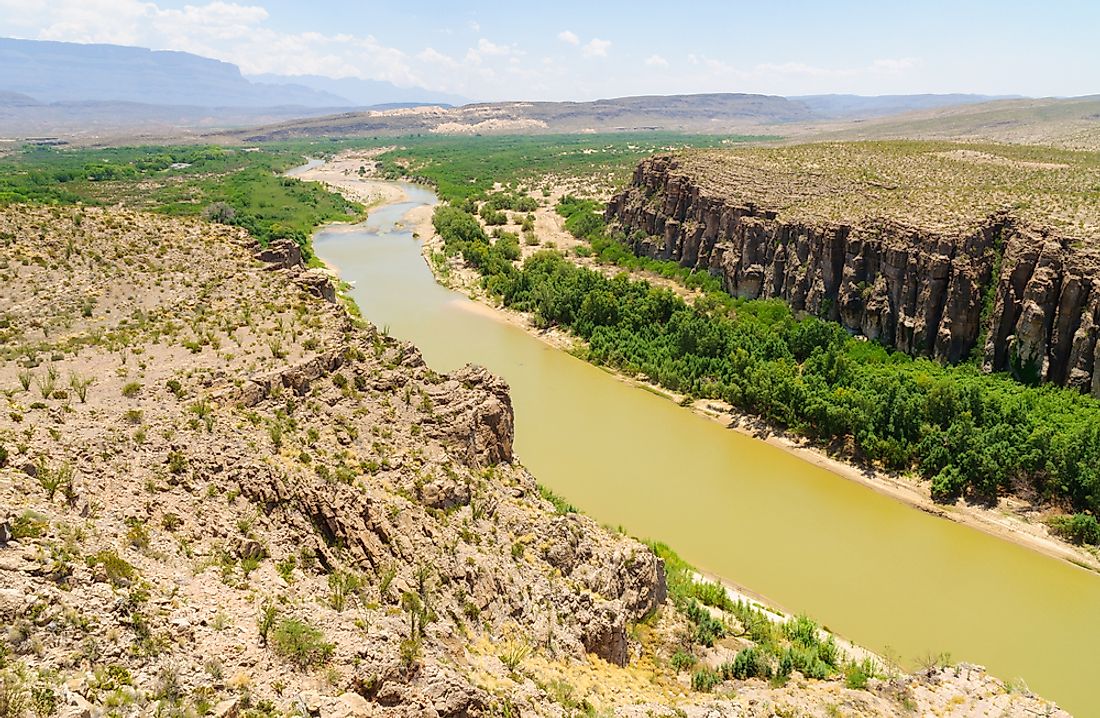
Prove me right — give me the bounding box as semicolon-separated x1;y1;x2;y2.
872;57;920;73
582;38;610;58
476;38;511;56
467;20;480;32
557;30;579;46
645;54;668;68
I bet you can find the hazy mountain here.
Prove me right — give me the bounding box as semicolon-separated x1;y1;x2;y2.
228;92;818;141
792;93;1016;119
248;73;470;108
0;37;351;107
817;95;1100;150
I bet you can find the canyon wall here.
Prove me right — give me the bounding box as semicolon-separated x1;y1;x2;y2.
607;155;1100;393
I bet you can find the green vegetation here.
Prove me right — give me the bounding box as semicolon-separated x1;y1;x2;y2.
377;133;770;203
433;198;1100;518
0;141;363;256
269;618;334;669
649;541;855;687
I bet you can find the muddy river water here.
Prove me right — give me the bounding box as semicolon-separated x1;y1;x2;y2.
313;181;1096;715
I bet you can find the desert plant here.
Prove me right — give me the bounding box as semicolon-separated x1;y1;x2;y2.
844;658;877;690
121;382;142;398
68;372;93;403
11;511;48;540
17;370;32;392
166;450;187;475
36;366;58;399
670;649;697;672
257;601;278;646
125;518;150;550
691;667;722;692
724;646;772;680
0;665;30;718
269;618;333;669
30;681;58;718
498;641;531;674
88;550;136;587
327;571;362;612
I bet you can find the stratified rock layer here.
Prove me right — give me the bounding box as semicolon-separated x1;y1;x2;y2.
607;154;1100;392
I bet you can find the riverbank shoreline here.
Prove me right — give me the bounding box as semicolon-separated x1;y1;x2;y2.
293;155;1100;578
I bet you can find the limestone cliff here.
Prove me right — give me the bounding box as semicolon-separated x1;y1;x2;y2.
607;153;1100;392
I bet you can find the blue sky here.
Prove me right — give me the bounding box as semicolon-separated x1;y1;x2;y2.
1;0;1096;100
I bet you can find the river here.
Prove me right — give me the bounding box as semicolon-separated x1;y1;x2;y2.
313;181;1096;715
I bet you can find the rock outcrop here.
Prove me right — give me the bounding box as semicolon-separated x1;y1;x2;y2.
607;154;1100;391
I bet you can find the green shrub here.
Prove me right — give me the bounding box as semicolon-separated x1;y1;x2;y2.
684;600;725;647
691;667;722;692
257;601;278;645
669;650;697;672
121;382;142;398
1048;513;1100;546
327;571;362;612
269;618;334;669
11;511;47;540
844;658;877;689
724;646;772;680
87;550;136;586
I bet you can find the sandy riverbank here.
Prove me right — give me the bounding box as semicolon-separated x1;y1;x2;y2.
293;150;409;209
294;153;1100;576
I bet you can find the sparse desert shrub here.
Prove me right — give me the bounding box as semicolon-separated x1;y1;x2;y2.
87;549;136;587
498;641;530;673
670;649;697;672
275;556;296;582
724;646;772;680
121;382;142;398
30;681;58;718
17;370;33;392
11;511;48;540
36;366;58;399
691;667;721;693
203;202;236;224
257;601;278;645
327;571;362;612
68;372;93;403
0;665;30;718
269;618;333;669
845;658;877;690
125;518;150;550
166;450;187;475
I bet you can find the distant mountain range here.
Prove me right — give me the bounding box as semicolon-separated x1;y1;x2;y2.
247;73;469;109
791;93;1018;119
0;37;465;112
1;36;1075;144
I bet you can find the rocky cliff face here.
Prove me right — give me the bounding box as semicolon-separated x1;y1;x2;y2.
608;155;1100;392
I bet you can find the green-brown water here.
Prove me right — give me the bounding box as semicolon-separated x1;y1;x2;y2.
315;183;1096;715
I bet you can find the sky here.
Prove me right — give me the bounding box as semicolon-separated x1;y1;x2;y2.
0;0;1097;101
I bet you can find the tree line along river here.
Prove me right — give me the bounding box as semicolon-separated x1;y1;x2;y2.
313;181;1097;715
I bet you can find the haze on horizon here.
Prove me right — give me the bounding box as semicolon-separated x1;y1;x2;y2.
0;0;1096;103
